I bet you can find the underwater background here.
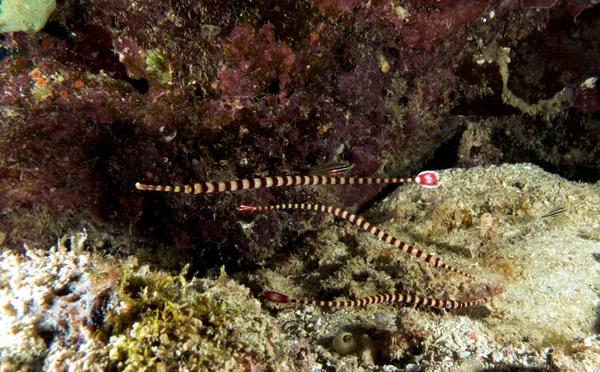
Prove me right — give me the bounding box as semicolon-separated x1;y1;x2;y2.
1;1;599;370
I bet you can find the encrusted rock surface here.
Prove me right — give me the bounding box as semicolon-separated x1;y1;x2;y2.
1;164;599;370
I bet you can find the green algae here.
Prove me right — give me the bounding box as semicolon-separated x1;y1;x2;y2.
106;264;284;371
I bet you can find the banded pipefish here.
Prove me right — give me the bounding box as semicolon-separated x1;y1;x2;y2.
238;203;476;280
135;170;441;194
136;168;486;308
264;290;485;309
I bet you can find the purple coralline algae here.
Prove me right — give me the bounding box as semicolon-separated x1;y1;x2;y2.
0;0;598;273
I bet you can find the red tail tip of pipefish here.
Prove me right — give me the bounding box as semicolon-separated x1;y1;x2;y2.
263;290;291;303
416;171;441;188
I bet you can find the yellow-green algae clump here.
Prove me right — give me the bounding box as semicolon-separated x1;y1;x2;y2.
0;231;286;371
108;263;284;371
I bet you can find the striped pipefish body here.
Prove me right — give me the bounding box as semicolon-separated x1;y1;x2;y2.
238;203;476;280
134;171;440;194
264;290;485;309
